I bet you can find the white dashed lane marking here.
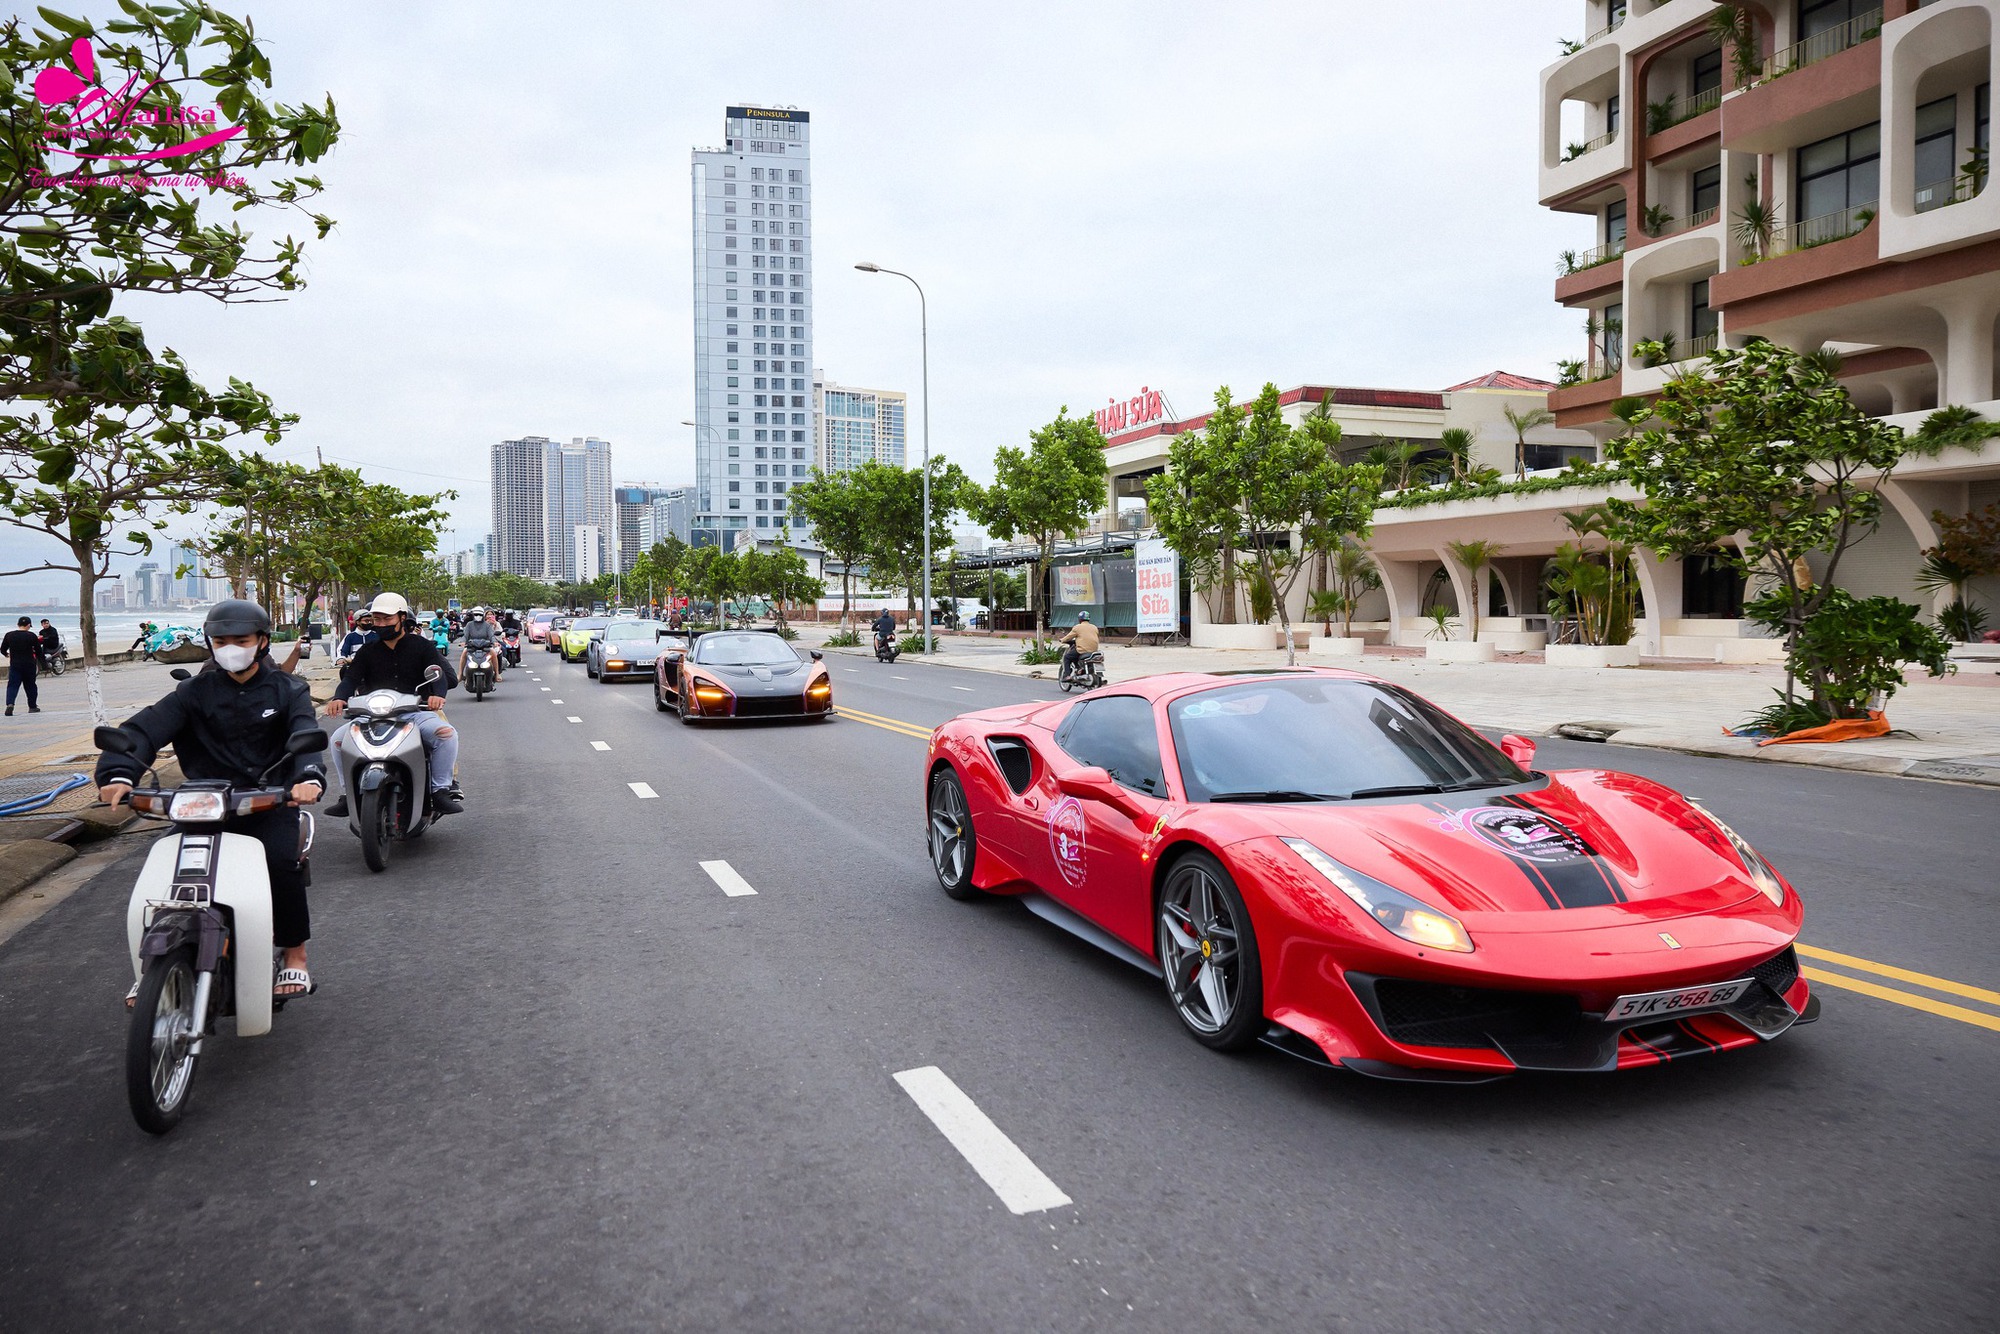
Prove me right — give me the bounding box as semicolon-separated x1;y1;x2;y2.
699;860;759;897
551;699;564;703
541;687;550;691
591;741;611;751
567;716;581;723
629;782;658;799
952;686;973;691
892;1067;1072;1215
891;675;909;680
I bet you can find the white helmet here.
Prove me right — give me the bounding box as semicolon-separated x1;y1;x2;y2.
368;592;411;618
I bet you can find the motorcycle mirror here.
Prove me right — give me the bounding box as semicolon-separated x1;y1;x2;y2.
1498;734;1537;769
421;665;442;685
94;726;135;754
287;730;330;756
169;668;192;681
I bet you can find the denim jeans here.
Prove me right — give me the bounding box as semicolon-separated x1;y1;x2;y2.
330;708;459;794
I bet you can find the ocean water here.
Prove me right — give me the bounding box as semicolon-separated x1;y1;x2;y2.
0;606;220;651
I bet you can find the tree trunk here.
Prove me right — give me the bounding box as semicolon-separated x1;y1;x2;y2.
1218;547;1238;624
73;550;109;725
1270;557;1297;667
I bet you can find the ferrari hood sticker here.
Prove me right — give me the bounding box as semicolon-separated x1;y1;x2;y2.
1430;798;1628;909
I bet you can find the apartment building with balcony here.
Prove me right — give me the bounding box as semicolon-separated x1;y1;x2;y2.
1532;0;2000;652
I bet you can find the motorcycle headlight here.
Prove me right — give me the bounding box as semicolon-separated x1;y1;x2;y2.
1282;837;1474;953
1688;801;1785;905
168;790;227;823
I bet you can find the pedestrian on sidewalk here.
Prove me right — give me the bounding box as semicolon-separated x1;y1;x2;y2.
4;616;43;715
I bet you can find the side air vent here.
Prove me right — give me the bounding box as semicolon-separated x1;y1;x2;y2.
989;737;1034;795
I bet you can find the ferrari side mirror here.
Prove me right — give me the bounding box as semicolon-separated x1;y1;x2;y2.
1057;765;1145;817
1499;734;1537;769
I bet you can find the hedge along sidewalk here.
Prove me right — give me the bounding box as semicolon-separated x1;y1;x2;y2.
799;626;2000;788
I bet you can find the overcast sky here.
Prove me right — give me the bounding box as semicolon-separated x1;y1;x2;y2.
4;0;1590;599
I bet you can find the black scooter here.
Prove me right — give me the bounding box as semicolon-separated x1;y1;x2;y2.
874;631;900;663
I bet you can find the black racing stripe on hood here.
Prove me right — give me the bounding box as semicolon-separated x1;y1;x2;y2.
1495;795;1624;908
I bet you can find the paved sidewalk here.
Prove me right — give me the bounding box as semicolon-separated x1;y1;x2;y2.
801;626;2000;787
0;651;345;784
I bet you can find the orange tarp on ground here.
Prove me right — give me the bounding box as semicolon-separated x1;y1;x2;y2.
1758;711;1889;746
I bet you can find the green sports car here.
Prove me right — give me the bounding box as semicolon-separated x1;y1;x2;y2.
557;617;607;662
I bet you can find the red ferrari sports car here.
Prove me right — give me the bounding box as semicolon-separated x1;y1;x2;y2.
924;668;1815;1082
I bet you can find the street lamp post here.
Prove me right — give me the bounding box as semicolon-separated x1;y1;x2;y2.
855;262;932;655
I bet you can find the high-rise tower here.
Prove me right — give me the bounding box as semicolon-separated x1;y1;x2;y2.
691;104;814;548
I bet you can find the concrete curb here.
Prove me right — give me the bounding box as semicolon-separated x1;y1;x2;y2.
0;840;77;906
818;641;2000;787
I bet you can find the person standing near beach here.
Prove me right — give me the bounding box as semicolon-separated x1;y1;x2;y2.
4;617;43;715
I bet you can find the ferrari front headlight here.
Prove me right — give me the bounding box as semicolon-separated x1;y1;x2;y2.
1283;837;1474;953
1688;801;1785;905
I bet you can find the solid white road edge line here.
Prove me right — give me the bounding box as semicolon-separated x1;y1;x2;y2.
892;1066;1072;1215
629;782;659;799
699;859;759;897
591;741;611;751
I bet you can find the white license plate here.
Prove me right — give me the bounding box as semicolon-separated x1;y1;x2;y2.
1606;978;1751;1022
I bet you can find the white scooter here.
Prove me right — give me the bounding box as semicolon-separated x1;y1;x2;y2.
331;666;448;872
103;724;328;1135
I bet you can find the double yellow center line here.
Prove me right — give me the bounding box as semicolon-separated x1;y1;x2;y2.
1798;943;2000;1033
838;705;934;742
834;702;2000;1037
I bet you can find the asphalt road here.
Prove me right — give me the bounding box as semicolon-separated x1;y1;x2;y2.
1;646;1996;1332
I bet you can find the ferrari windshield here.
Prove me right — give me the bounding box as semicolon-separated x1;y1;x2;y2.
693;632;800;667
1169;677;1528;802
603;621;664;641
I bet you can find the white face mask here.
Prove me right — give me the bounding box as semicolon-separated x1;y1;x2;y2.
212;643;258;673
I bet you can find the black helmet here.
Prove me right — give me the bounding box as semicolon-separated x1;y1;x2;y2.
204;599;272;639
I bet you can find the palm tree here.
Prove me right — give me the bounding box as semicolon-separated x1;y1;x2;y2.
1330;541;1382;638
1361;440;1427;490
1437;427;1476;482
1502;405;1557;478
1445;539;1503;642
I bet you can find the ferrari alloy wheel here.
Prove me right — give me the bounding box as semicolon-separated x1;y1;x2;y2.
927;768;979;900
1157;852;1263;1050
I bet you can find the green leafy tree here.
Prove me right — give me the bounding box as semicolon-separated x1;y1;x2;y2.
626;534;689;612
201;457;449;631
0;334;285;719
1604;339;1911;716
1748;588;1952;721
371;554;452;614
1147;387;1248;624
855;456;968;613
1;6;340;404
969;408;1108;635
1231;383;1354;664
740;544;823;631
789;467;871;628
